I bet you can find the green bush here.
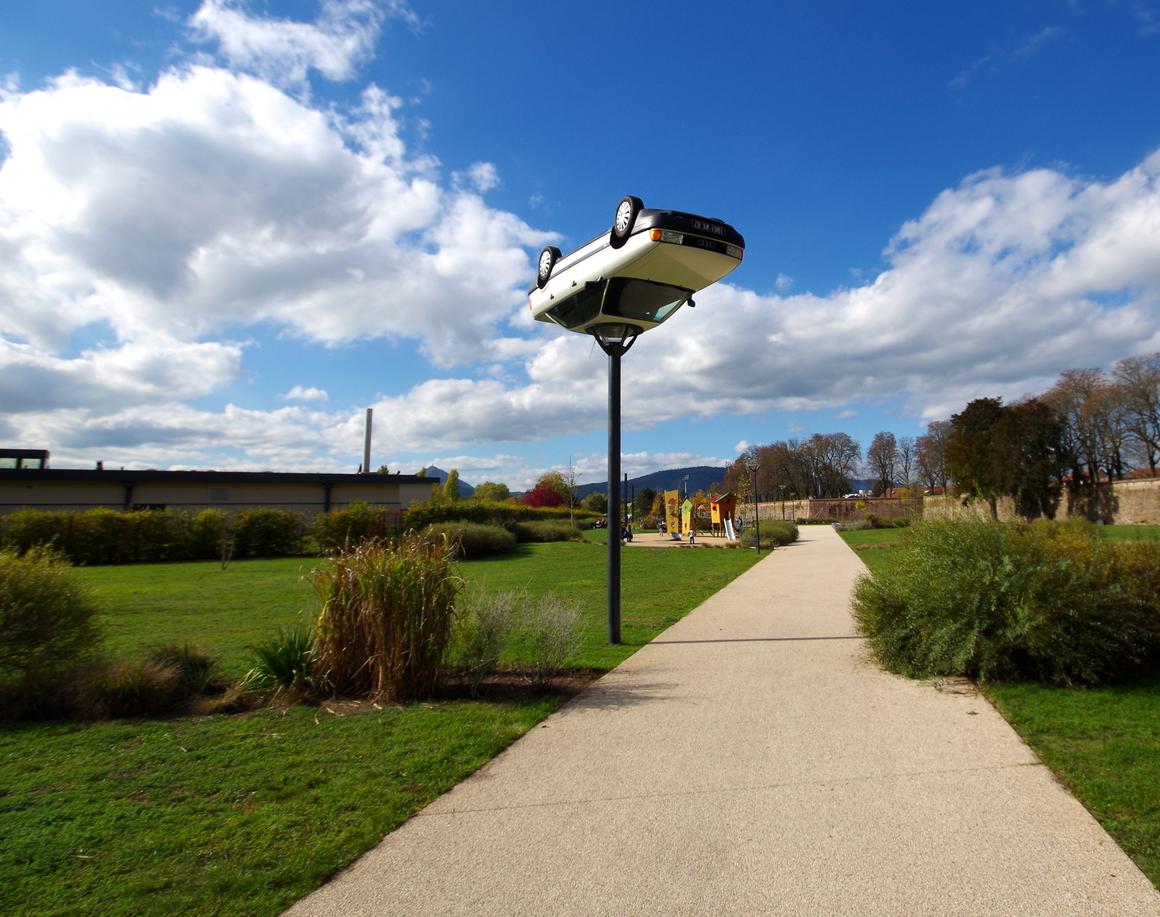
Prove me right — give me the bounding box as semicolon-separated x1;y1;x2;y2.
405;498;598;530
313;502;401;552
312;534;460;701
74;658;182;719
514;593;584;689
741;521;798;549
447;588;518;695
189;509;235;561
425;522;517;559
233;509;305;558
0;547;101;707
853;519;1160;685
241;626;315;697
0;509;69;555
509;520;583;543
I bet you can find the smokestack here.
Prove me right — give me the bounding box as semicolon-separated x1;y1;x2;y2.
363;408;373;474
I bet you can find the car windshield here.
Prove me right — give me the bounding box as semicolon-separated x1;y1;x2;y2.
603;278;691;324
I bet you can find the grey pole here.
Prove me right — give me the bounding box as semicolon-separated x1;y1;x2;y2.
607;348;622;644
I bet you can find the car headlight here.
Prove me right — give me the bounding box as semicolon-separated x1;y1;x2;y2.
726;244;743;259
649;230;685;244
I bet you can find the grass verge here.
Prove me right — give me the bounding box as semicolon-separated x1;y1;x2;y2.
3;541;759;914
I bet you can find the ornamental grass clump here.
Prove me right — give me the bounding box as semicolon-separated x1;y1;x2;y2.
312;534;460;701
853;518;1160;686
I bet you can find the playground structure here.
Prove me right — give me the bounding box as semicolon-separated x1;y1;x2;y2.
662;489;739;541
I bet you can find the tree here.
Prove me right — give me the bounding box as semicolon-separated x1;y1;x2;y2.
990;398;1065;518
1114;353;1160;474
896;436;916;488
916;420;951;491
523;472;569;508
634;487;657;521
442;469;461;502
375;464;390;474
946;398;1006;519
867;432;898;497
581;492;607;514
416;467;427;478
473;481;510;502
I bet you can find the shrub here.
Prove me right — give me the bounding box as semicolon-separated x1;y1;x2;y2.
74;659;182;719
425;522;517;559
313;502;401;552
241;626;315;698
741;521;798;549
509;520;582;544
312;534;460;701
447;588;519;696
233;509;305;558
190;509;236;562
0;509;69;555
0;547;101;700
853;519;1160;686
147;643;217;697
515;593;584;689
404;498;598;530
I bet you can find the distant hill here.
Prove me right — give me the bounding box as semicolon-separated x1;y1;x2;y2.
574;465;728;500
420;466;475;498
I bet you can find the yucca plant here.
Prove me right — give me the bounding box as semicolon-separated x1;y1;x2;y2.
312;533;459;701
241;626;315;698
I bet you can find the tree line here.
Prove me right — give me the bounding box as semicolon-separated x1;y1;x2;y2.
722;353;1160;513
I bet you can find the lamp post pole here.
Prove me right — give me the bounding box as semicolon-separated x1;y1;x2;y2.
606;347;622;644
595;329;636;645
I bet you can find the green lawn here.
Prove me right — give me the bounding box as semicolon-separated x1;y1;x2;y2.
2;541;759;915
839;523;1160;890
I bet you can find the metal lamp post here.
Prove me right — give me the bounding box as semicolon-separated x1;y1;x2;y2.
592;323;639;645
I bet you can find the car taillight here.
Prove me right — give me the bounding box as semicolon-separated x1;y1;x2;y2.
649;229;684;244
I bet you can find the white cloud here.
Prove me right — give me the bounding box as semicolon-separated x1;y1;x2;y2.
452;161;500;193
188;0;402;91
0;65;552;366
283;385;329;402
364;149;1160;451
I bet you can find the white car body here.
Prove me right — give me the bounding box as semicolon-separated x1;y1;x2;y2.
528;200;745;337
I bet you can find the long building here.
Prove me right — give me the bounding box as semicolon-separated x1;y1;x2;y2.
0;463;437;516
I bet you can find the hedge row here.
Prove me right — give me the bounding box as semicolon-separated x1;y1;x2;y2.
0;504;404;565
404;498;599;529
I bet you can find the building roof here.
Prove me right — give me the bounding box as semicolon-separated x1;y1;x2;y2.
0;468;434;485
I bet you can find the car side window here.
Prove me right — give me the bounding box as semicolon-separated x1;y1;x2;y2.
546;281;606;330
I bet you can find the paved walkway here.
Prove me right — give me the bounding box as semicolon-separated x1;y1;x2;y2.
288;526;1160;915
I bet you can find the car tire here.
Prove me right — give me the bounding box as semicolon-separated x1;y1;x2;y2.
609;195;643;249
536;246;561;289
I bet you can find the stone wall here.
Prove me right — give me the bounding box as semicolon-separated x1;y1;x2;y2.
923;478;1160;525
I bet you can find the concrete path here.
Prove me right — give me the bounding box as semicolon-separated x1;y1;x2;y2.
288;525;1160;916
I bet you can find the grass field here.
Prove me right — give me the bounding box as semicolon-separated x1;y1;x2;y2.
1;541;760;916
839;523;1160;889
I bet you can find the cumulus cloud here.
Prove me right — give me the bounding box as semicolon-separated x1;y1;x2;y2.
188;0;407;91
368;149;1160;451
283;385;329;402
0;65;551;365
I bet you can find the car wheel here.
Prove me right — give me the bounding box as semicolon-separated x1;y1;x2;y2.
536;246;561;289
610;195;643;249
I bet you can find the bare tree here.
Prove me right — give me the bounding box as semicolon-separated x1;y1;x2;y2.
866;431;897;496
896;436;916;488
916;420;951;490
1114;353;1160;474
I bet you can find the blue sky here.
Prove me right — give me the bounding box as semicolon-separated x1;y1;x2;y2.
2;1;1160;489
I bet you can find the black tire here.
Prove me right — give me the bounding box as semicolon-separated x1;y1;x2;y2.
609;195;643;249
536;246;561;289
